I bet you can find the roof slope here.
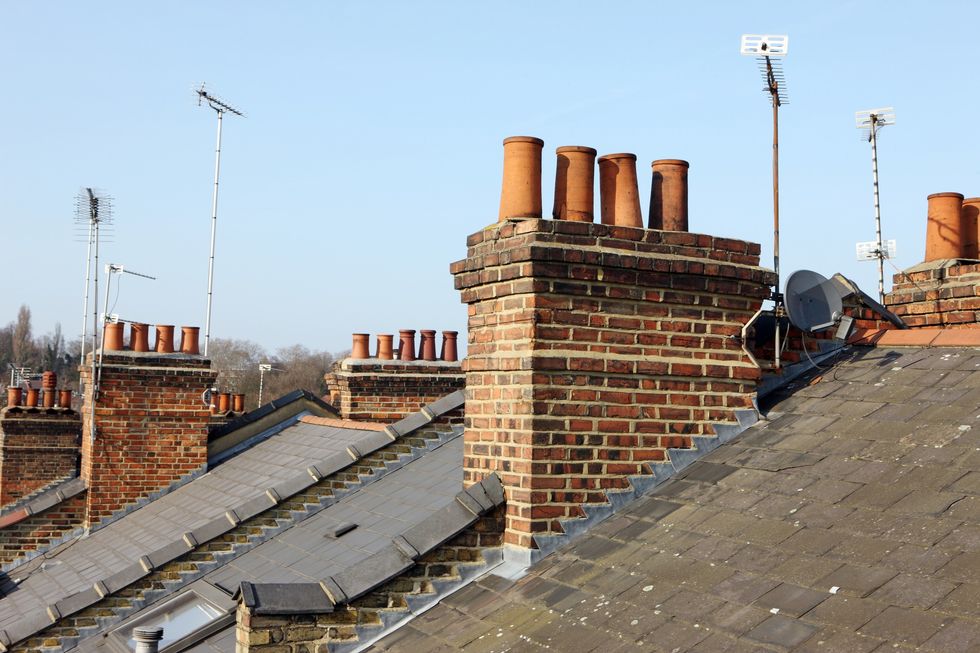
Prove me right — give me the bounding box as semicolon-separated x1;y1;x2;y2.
371;347;980;652
0;417;423;632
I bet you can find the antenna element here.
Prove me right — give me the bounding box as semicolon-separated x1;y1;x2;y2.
855;107;896;303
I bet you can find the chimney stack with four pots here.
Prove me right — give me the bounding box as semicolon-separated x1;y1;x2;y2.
498;136;544;221
649;159;689;231
553;146;597;222
597;153;643;228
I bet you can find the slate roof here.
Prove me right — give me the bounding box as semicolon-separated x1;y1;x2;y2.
0;392;465;645
370;346;980;652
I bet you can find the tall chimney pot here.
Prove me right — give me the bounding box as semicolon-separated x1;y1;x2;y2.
104;322;125;352
232;393;245;412
925;192;965;261
598;153;643;228
154;325;175;353
130;323;150;352
6;387;22;407
42;389;56;408
59;389;72;409
218;392;230;413
398;330;417;361
25;388;39;408
498;136;544;221
419;330;437;361
649;159;689;231
553;146;597;222
351;333;371;360
42;371;57;390
376;334;394;360
180;326;200;355
441;330;459;362
962;197;980;259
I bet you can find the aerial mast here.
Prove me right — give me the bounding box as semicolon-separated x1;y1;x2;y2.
855;107;896;302
196;84;244;357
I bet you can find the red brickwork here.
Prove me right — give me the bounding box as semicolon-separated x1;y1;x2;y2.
325;360;464;422
0;411;80;506
885;263;980;328
451;219;775;547
0;492;86;566
79;352;217;527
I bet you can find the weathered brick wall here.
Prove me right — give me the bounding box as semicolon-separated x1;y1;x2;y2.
0;412;80;506
451;219;774;547
79;352;217;527
0;492;86;566
325;360;464;422
885;263;980;327
236;508;504;652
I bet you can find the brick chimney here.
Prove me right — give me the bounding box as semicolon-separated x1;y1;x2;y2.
79;324;217;527
885;192;980;328
324;331;465;422
0;374;80;506
452;218;774;547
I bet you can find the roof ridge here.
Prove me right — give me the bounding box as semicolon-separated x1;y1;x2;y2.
298;416;387;431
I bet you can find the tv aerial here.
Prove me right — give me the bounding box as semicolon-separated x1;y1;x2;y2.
855;107;896;303
196;83;245;358
741;33;789;368
74;188;114;366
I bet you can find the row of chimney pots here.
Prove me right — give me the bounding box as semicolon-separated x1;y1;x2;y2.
210;391;245;414
101;322;202;355
925;193;980;261
5;371;72;409
350;330;458;362
498;136;689;231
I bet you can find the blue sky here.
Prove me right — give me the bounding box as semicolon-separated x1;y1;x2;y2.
3;2;979;352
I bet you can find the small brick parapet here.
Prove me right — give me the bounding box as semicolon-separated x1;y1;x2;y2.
325;359;465;423
451;219;775;547
885;261;980;328
0;411;81;507
79;350;217;528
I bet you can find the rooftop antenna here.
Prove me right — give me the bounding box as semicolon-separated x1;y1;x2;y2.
195;83;244;358
855;107;896;303
90;263;156;444
74;188;114;367
741;33;789;369
257;363;283;406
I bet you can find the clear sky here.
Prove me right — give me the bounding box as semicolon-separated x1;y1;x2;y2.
3;1;979;354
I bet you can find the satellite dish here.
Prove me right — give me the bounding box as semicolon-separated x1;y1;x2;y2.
785;270;844;332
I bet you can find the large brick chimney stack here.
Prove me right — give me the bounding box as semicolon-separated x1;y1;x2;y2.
452;137;775;548
79;324;217;527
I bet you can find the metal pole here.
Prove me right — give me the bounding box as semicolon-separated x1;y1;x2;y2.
204;109;224;357
767;56;782;370
258;365;265;406
870;118;885;303
80;217;94;362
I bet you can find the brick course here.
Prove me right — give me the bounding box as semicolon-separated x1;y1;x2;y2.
79;352;217;528
0;492;86;567
885;263;980;328
452;219;775;547
325;360;464;423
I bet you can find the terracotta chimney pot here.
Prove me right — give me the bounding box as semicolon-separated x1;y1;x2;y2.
130;323;150;352
351;333;371;359
441;330;459;362
553;146;597;222
232;393;245;412
376;334;394;360
104;322;125;351
26;388;39;408
42;388;56;408
419;330;437;361
649;159;689;231
398;330;417;361
218;392;230;413
180;326;200;355
499;136;544;221
154;325;175;353
42;371;57;390
962;198;980;259
925;192;965;261
598;153;643;228
59;389;72;409
6;387;22;407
